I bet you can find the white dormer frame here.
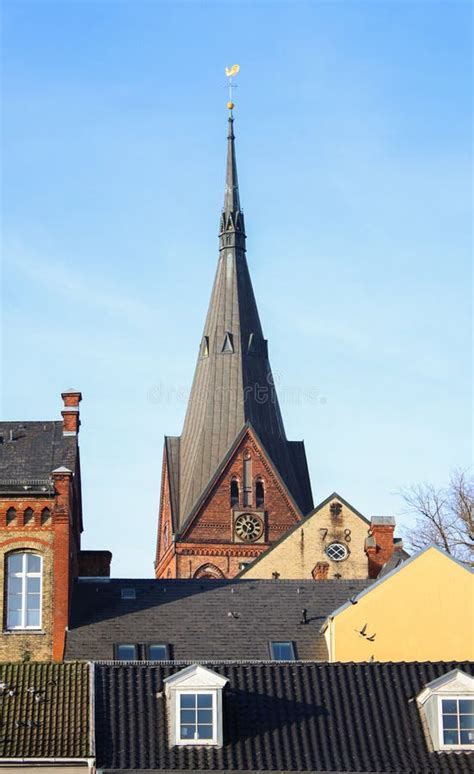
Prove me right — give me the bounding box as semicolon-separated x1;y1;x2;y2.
417;669;474;751
164;664;228;748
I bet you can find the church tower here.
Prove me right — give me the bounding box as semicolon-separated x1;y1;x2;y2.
155;103;313;579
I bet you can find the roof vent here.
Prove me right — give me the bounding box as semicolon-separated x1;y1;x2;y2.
121;588;136;600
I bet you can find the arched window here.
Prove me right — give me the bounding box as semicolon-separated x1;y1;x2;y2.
163;523;169;549
24;508;34;526
255;480;265;508
230;479;239;507
6;553;42;630
6;507;16;525
41;507;51;525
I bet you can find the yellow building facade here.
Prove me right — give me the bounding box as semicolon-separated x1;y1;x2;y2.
322;546;474;662
240;492;400;580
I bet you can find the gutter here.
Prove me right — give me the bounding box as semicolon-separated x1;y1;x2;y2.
0;758;94;766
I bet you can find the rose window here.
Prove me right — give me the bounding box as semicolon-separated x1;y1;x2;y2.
234;513;264;542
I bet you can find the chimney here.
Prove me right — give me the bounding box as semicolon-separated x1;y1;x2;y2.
78;550;113;577
365;516;396;578
61;389;82;436
312;561;329;580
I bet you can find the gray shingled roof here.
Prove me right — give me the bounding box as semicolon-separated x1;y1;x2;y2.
95;661;474;772
0;421;77;492
168;115;313;531
65;578;371;661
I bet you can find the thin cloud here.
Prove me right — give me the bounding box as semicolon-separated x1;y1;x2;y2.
4;242;154;325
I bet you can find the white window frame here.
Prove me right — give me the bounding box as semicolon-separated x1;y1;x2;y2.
6;552;43;631
437;694;474;750
175;689;217;745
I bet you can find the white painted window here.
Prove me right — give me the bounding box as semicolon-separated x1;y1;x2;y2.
7;553;42;630
417;669;474;751
164;663;228;747
177;691;216;743
439;696;474;747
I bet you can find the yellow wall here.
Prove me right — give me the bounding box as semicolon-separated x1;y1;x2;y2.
325;547;474;662
242;495;371;580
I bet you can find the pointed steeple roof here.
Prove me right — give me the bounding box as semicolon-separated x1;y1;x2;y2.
169;108;313;530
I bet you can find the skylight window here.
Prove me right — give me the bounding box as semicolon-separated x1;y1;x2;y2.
116;644;137;661
148;644;169;660
270;641;295;660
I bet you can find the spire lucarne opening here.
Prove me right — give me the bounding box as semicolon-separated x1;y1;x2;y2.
156;106;313;573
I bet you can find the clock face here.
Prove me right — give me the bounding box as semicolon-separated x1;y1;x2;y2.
234;513;264;542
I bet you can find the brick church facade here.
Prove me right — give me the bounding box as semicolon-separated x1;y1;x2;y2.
154;108;314;579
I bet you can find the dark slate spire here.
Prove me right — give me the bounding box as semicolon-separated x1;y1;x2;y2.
171;108;313;529
219;111;246;252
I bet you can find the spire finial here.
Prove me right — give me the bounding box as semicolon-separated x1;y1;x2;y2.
225;64;240;113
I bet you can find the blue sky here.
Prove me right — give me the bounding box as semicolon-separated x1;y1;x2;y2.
1;0;471;576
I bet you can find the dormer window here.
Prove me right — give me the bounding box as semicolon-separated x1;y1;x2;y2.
178;692;215;742
164;664;228;747
417;669;474;751
440;697;474;746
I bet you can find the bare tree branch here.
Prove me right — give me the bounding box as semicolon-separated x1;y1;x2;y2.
398;470;474;567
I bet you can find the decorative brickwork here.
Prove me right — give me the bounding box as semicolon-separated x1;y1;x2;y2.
155;428;302;579
0;390;111;661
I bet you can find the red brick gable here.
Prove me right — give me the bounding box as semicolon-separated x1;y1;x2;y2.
156;428;303;579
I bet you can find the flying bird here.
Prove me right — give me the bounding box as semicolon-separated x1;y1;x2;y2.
225;64;240;78
358;623;368;637
367;633;377;642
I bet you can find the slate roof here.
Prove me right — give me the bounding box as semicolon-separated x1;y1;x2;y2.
65;578;371;661
0;420;77;493
0;661;91;759
168;114;313;531
95;660;474;772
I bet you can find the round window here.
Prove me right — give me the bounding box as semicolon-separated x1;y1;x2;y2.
325;542;349;562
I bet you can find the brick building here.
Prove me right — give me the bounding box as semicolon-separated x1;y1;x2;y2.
155;106;314;579
0;391;111;661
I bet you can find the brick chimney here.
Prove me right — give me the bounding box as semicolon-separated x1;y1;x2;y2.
78;550;113;577
365;516;396;578
312;561;329;580
61;388;82;436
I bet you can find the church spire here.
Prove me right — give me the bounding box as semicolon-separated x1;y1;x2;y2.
219;106;246;251
160;95;313;537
